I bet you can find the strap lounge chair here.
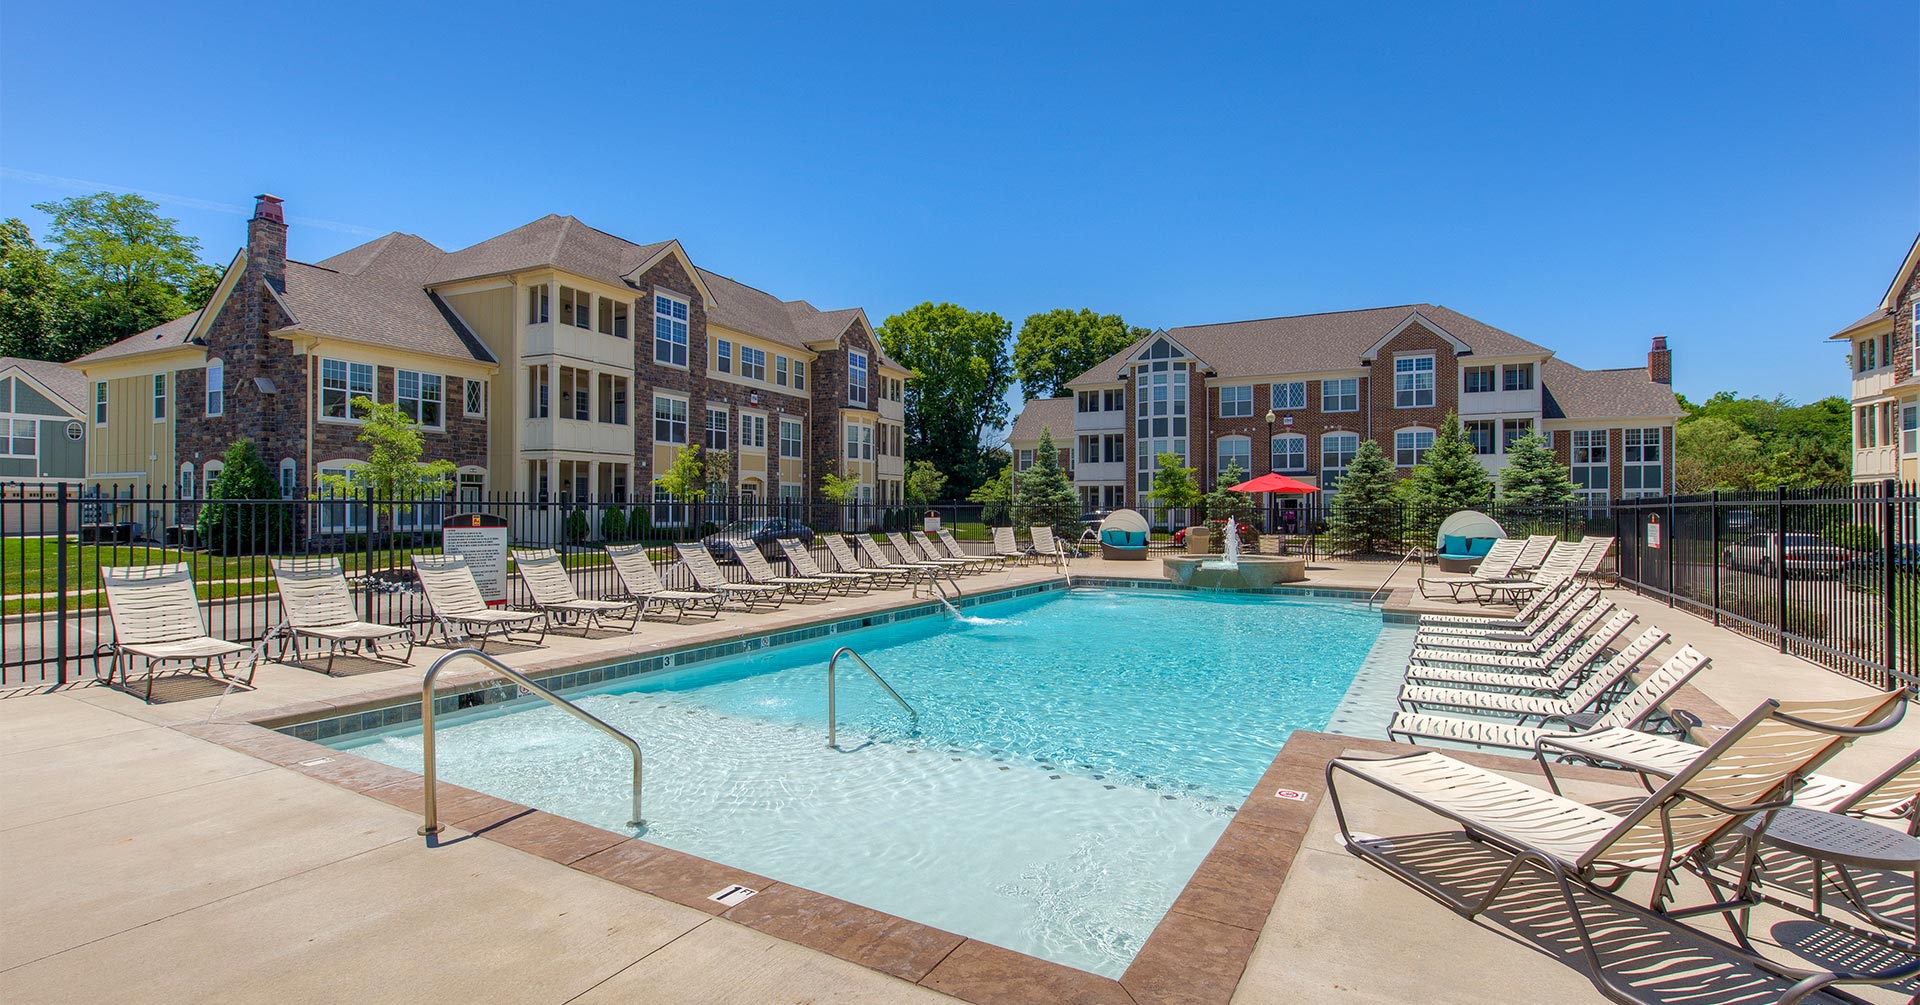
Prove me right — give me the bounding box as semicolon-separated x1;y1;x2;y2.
268;559;414;675
1397;618;1650;719
1030;526;1072;563
853;534;945;580
886;532;975;573
101;564;257;702
735;544;835;599
1511;533;1557;573
1386;645;1709;752
1416;538;1527;601
1468;539;1591;604
778;538;873;593
511;549;641;633
910;531;990;572
1330;689;1913;1005
673;544;786;610
991;526;1034;565
1413;588;1602;654
1417;581;1590;639
938;528;1006;570
823;535;919;588
1405;612;1650;690
604;544;722;620
1576;535;1616;585
410;555;546;651
1409;599;1614;676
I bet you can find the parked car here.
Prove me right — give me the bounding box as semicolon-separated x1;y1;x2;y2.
702;518;814;562
1840;543;1920;574
1720;532;1848;578
1078;511;1109;529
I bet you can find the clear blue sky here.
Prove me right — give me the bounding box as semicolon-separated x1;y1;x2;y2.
3;1;1914;416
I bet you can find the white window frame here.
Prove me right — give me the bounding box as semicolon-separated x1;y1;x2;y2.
1269;433;1306;472
278;458;297;499
1320;378;1358;412
1571;428;1610;512
1216;434;1252;478
744;413;767;450
1269;381;1306;410
152;373;167;422
1904;405;1919;456
205;359;224;416
1394;355;1435;408
653;291;690;368
1622;427;1662;497
715;339;732;374
705;406;729;450
1463;364;1495;394
775;355;789;387
1462;418;1496;456
792;359;806;391
848;350;869;405
395;369;443;428
178;461;195;499
320;358;375;422
527;283;550;325
1501;418;1534;452
740;346;766;381
94;381;107;426
0;416;35;458
1502;362;1535;392
464;378;487;418
653;393;688;445
1321;432;1359;487
1395;427;1435;467
1219;385;1254;417
779;418;803;459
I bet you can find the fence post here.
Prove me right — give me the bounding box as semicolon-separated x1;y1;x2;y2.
364;487;378;624
55;481;69;686
1665;494;1676;609
1709;490;1720;628
1882;478;1897;688
1775;484;1788;654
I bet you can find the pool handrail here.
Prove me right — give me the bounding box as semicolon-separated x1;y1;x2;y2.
417;648;643;835
1366;547;1425;608
827;646;919;748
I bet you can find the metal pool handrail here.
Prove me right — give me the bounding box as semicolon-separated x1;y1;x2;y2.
827;646;918;748
1366;547;1425;608
416;648;643;835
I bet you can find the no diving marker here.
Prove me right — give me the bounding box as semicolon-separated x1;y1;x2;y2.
1274;787;1310;802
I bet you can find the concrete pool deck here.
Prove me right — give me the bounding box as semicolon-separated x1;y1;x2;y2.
2;555;1914;1003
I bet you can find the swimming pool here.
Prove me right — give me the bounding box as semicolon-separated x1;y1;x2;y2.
325;586;1401;976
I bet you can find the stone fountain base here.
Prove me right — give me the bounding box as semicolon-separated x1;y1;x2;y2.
1162;555;1308;589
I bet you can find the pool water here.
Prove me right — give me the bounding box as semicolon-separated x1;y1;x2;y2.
328;587;1390;976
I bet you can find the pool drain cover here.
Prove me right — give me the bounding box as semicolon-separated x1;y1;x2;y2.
708;884;758;907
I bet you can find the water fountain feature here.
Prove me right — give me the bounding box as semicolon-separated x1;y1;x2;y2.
1164;520;1308;589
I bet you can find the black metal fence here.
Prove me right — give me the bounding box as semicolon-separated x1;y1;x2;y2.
0;484;992;687
1613;482;1920;693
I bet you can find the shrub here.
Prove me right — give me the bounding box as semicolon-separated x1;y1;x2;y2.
563;507;589;543
1824;522;1879;553
599;506;628;542
630;505;653;540
195;439;293;555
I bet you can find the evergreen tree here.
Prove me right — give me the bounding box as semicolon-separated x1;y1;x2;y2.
1012;427;1080;540
1403;412;1494;541
1204;460;1254;525
195;439;292;554
1325;439;1399;554
1498;433;1576;511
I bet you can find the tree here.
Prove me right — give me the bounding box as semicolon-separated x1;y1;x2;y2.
904;460;948;508
1144;451;1200;522
1012;308;1149;401
314;397;457;538
1402;412;1494;541
1325;439;1399;554
968;464;1012;526
652;445;729;502
0;219;68;360
31;193;209;360
876;302;1014;496
1204;460;1254;525
1676;391;1851;490
195;439;292;554
1498;433;1576;510
819;463;860;505
1011;427;1079;540
1676;416;1766;491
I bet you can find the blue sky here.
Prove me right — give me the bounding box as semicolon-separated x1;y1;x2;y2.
2;1;1914;416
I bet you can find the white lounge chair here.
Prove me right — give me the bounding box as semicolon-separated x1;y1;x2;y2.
604;544;723;620
673;543;785;610
778;538;873;593
937;528;1006;570
1398;621;1652;719
1405;612;1651;690
991;526;1033;565
1030;526;1072;563
1468;539;1588;604
915;530;993;572
887;531;974;573
1416;582;1590;640
100;564;257;702
1413;589;1602;654
1575;535;1616;585
268;559;414;675
511;549;641;633
853;534;944;579
1511;533;1556;572
823;535;919;588
411;555;546;651
735;544;834;599
1416;538;1526;601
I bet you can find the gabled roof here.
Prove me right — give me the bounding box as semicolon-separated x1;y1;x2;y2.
1065;304;1552;386
427;214;674;288
71;312;200;365
1829;308;1895;340
0;356;87;412
1007;396;1075;445
1540;359;1681;421
282;233;495;364
697;267;902;369
1878;232;1920;313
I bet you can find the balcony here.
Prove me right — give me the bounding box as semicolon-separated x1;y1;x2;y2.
877;397;905;422
877;453;904;478
1457;387;1540;416
1075;460;1125;483
1855;444;1900;479
1075;409;1125;432
521;416;636;457
523;322;636;371
1851;369;1898;402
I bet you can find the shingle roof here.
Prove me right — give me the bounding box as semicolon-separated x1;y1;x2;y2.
697;267;900;369
1;356;87;411
1829;307;1893;340
281;233;494;364
1007;397;1075;445
1539;359;1681;420
1065;304;1553;387
70;311;200;365
427;215;672;287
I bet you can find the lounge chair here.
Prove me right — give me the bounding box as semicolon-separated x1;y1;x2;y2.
1511;533;1556;573
1793;749;1920;834
853;534;945;580
911;530;993;572
735;543;834;599
1575;535;1616;585
1413;588;1602;653
991;526;1033;565
1409;598;1613;676
937;528;1007;570
1330;689;1912;1005
1030;526;1072;563
886;531;975;573
823;535;919;588
411;555;547;651
673;543;786;610
1397;618;1650;718
604;544;723;620
1415;538;1526;601
1405;612;1649;690
1386;645;1709;751
100;564;257;702
1416;580;1588;639
268;559;414;675
511;549;641;633
1468;539;1589;604
778;538;873;593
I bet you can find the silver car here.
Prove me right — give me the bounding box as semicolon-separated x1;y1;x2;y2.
1721;532;1848;579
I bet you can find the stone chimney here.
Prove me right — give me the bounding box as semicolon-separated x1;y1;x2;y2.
1647;335;1671;384
247;194;287;291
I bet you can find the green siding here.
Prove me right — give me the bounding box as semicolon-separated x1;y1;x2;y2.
37;418;85;478
11;379;70;417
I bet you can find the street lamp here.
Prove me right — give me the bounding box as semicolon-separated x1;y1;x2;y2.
1263;409;1277;533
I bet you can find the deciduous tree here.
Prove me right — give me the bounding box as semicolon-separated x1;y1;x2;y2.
314;398;457;539
876;302;1013;496
32;193;209;360
1012;308;1149;401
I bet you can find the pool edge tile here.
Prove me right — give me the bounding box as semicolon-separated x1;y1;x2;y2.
721;882;966;983
918;938;1134;1005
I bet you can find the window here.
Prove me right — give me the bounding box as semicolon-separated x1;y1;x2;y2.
278;458;296;499
860;424;872;460
1502;418;1534;451
792;360;806;390
1463;365;1494;394
1104;388;1123;411
597;374;628;424
560;286;591;329
152;373;167;421
716;340;732;374
597;297;629;338
848;424;862;461
464;378;486;418
706;407;729;450
1904;405;1918;455
1216;435;1251;477
94;381;107;425
559;367;589;421
1270;433;1306;472
775;356;788;386
653;394;687;444
1463;419;1495;455
1077;390;1099;413
527;284;549;324
1104;434;1124;462
1623;427;1662;497
1320;378;1358;412
1322;433;1359;488
780;419;803;459
1133;357;1190;497
1394;355;1434;408
1502;363;1535;392
1220;385;1254;417
527;365;549;419
1395;428;1435;467
848;350;868;405
653;292;689;367
396;369;442;427
1269;381;1306;410
205;360;224;416
740;346;766;381
458;471;485;504
1;417;34;458
1080;435;1100;464
745;413;767;449
1017;449;1034;471
320;359;374;420
1572;429;1610;513
1860;339;1876;372
178;461;195;500
203;460;224;497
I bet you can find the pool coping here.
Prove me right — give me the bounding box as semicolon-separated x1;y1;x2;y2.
177;582;1668;1005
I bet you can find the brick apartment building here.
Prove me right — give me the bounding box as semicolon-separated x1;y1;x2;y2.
1831;232;1920;485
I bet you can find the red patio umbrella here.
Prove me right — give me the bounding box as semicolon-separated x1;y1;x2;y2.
1227;472;1319;494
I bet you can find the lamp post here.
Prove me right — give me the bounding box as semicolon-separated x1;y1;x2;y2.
1264;409;1277;534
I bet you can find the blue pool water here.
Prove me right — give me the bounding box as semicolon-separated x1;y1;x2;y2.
328;587;1392;975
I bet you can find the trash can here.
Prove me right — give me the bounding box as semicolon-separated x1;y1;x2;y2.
923;510;940;532
1185;525;1211;555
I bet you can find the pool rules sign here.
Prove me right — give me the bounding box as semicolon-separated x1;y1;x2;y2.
443;513;510;604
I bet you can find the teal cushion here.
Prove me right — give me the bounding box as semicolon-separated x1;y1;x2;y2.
1465;537;1496;557
1102;530;1145;548
1441;534;1470;556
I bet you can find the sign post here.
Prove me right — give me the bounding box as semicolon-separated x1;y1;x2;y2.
443;513;510;604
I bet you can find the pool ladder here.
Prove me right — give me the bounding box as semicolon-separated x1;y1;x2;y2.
1365;547;1426;608
827;646;918;748
416;648;644;835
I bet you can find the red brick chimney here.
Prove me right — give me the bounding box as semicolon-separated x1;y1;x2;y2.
247;194;287;291
1647;335;1671;384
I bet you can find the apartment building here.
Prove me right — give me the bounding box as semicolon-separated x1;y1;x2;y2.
69;195;910;526
1830;232;1920;485
0;356;87;483
1008;304;1680;520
